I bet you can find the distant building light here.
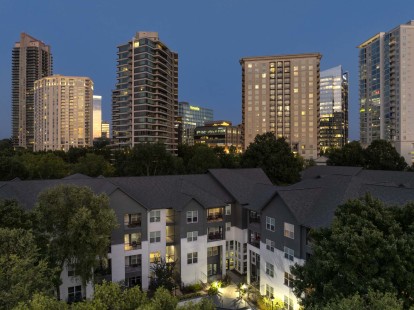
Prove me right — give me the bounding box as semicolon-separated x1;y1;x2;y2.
190;105;200;111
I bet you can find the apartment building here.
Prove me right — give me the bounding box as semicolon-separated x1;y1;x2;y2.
358;21;414;164
112;32;178;152
33;75;94;151
11;33;53;149
2;167;414;307
93;95;102;139
240;53;322;159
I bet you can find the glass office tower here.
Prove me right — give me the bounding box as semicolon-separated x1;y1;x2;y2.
178;101;213;145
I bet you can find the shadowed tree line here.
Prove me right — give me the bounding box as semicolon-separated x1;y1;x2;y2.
0;133;305;185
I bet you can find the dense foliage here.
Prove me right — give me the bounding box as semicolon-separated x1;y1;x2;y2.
291;194;414;309
326;140;407;170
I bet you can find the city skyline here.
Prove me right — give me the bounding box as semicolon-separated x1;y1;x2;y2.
1;1;414;142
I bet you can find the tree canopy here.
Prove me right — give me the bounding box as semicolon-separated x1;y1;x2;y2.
241;132;302;185
34;185;118;299
291;194;414;309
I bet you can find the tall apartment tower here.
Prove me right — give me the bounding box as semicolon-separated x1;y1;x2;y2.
33;75;93;151
359;21;414;164
178;101;213;145
11;33;53;149
240;54;322;159
93;95;102;139
112;32;178;152
320;66;349;152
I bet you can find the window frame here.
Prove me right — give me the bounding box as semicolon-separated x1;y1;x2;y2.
265;262;274;277
186;210;198;223
266;216;275;231
187;231;198;242
149;231;161;243
266;239;275;252
284;222;295;239
187;252;198;264
284;246;294;261
149;210;161;223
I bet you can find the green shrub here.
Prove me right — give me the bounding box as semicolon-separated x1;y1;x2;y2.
177;292;202;300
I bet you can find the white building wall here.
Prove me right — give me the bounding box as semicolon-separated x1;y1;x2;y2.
180;235;208;285
246;243;260;284
59;263;93;301
259;242;304;310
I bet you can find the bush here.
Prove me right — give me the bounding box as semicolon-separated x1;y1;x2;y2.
177;292;202;301
182;283;203;293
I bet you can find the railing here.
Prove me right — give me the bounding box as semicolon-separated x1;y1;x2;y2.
249;238;260;248
207;214;223;222
124;242;142;251
166;235;174;244
126;221;141;228
208;232;223;241
125;264;141;273
249;217;261;224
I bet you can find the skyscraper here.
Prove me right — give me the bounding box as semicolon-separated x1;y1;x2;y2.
240;53;321;159
358;21;414;164
112;32;178;152
93;95;102;139
33;75;93;151
320;66;349;152
178;101;213;145
11;33;53;149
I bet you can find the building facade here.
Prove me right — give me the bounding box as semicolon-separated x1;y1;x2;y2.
112;32;178;153
178;101;213;145
2;167;414;308
33;75;94;151
101;121;110;139
11;33;53;149
319;66;349;152
358;21;414;163
240;53;322;159
194;120;242;152
93;95;102;139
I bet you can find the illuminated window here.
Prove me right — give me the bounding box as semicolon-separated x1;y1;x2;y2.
150;251;160;263
284;223;294;239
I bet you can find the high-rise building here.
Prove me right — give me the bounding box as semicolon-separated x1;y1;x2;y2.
240;53;322;159
194;120;242;152
178;101;213;145
11;33;53;149
93;95;102;139
112;32;178;152
101;121;110;139
319;66;349;152
33;75;93;151
358;21;414;164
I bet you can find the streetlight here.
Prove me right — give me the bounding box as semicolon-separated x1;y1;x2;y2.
270;294;274;310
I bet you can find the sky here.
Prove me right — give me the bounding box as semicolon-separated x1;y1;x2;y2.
1;0;414;141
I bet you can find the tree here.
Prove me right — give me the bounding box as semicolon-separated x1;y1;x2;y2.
34;185;118;299
0;228;54;309
365;139;407;171
186;145;221;174
0;156;28;180
124;143;176;176
150;287;178;310
20;153;69;179
13;293;69;310
326;141;365;167
73;153;115;177
149;257;178;292
291;194;414;309
240;133;302;185
0;199;32;230
214;146;241;169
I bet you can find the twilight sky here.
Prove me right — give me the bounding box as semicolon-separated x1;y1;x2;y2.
1;0;413;141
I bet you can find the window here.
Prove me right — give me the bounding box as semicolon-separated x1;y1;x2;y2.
284;272;294;288
150;231;161;243
266;239;275;252
187;231;198;242
266;262;274;277
68;285;82;302
265;284;274;298
208;263;218;276
266;216;275;231
67;265;77;277
124;233;141;250
125;254;142;267
284;246;294;261
124;213;141;227
127;276;141;287
225;204;231;215
284;296;294;310
284;223;294;239
150;251;160;263
187;211;198;223
150;210;160;222
226;222;231;231
208;246;219;257
187;252;198;264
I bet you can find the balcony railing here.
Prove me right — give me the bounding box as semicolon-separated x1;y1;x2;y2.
166;235;174;244
249;217;261;224
126;221;141;228
125;264;141;273
207;214;223;222
208;232;223;241
124;241;142;251
249;238;260;248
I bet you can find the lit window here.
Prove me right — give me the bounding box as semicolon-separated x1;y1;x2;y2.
266;216;275;231
150;251;160;263
284;223;294;239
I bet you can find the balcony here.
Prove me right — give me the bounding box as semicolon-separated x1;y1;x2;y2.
125;264;141;274
208;232;223;241
249;231;261;248
207;208;224;223
124;241;142;251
